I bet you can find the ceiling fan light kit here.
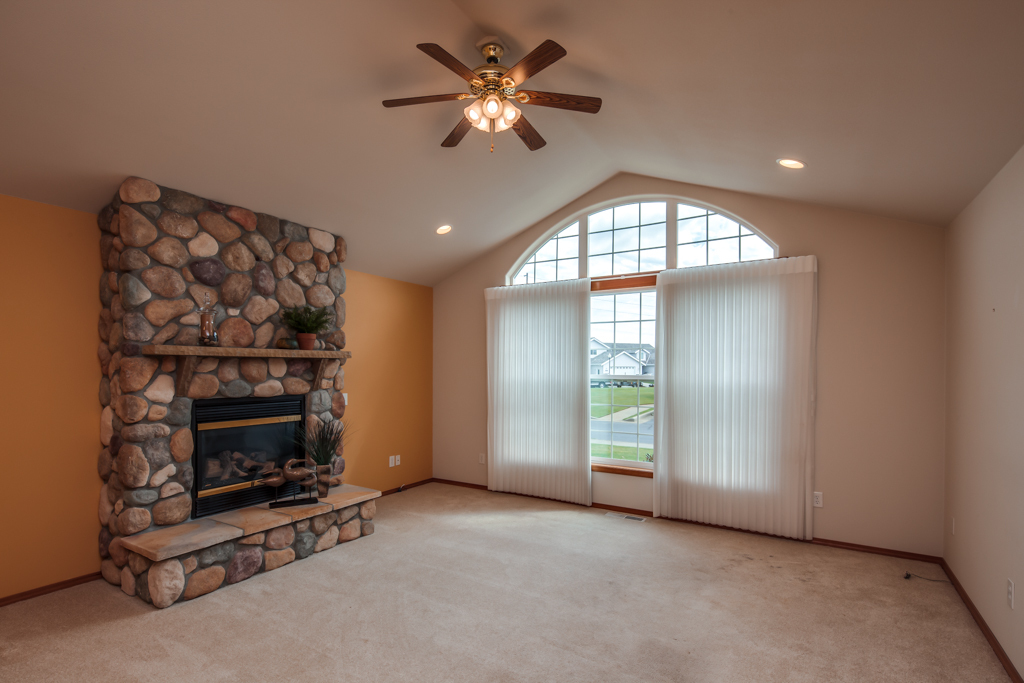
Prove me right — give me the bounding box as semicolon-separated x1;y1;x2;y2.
382;38;602;152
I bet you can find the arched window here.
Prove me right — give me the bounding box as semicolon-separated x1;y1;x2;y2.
511;222;579;285
508;197;777;467
510;199;775;284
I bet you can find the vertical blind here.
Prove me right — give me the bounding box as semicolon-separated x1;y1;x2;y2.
653;256;818;539
486;278;592;506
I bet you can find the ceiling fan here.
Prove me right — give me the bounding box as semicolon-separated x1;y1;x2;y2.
382;38;602;151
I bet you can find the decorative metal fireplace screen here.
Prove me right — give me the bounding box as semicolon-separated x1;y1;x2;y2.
191;396;305;517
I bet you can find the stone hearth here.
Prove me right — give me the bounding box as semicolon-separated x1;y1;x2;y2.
95;176;371;608
116;485;379;607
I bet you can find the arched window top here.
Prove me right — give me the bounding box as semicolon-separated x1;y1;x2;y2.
509;197;777;285
512;221;580;286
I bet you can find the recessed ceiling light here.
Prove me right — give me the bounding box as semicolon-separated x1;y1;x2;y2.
777;158;806;169
436;225;452;235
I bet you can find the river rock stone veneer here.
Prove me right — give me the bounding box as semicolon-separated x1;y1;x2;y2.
95;176;366;607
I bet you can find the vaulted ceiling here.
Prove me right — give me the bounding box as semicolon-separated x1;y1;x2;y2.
1;0;1022;285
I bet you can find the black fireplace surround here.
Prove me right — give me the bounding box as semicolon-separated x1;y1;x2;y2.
190;396;305;517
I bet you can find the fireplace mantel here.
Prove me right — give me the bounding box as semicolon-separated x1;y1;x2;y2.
141;345;352;397
141;345;351;359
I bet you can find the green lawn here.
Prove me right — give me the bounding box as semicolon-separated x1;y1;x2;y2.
590;444;638;460
590;386;654;406
590;443;655;462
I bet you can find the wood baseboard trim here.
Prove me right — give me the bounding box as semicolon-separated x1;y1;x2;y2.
940;559;1023;683
810;538;943;565
379;478;435;496
0;572;102;609
591;463;654;478
429;478;488;491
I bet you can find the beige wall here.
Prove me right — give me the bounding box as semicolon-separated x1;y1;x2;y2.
945;144;1024;670
434;173;946;556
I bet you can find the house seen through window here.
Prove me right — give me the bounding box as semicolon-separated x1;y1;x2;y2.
510;199;776;466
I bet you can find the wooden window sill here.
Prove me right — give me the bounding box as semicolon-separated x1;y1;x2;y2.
591;463;654;478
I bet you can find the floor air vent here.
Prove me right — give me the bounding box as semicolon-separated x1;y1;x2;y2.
605;512;647;522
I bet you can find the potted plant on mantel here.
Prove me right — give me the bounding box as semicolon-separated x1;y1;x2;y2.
281;305;335;350
295;419;346;497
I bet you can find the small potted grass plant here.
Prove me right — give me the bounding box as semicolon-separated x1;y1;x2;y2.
281;305;334;350
295;418;345;497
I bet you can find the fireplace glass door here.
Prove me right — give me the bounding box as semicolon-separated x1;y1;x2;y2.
192;396;305;517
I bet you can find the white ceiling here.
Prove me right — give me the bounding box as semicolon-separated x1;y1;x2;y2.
1;0;1022;285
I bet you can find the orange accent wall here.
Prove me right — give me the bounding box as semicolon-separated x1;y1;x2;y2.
0;194;102;599
337;270;433;492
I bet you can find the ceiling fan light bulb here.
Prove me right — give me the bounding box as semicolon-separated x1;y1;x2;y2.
474;117;490;132
483;95;502;119
464;100;484;123
502;100;520;124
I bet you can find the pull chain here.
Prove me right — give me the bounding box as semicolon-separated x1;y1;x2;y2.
490;118;494;153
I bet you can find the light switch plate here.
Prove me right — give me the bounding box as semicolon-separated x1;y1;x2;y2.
388;455;395;467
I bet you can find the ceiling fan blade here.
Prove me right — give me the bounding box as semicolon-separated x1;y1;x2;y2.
382;93;467;108
503;40;567;87
511;115;546;151
441;118;473;147
518;90;602;114
417;44;481;84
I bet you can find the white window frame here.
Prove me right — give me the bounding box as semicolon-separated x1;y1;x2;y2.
589;284;656;470
506;195;778;285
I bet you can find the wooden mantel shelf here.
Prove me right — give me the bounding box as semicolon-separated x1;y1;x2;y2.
141;345;350;359
141;345;351;396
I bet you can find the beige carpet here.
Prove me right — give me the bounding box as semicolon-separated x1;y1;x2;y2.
0;482;1009;682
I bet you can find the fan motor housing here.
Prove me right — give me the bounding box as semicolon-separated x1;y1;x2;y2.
472;62;512;98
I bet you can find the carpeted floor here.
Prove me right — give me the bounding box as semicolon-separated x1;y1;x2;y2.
0;482;1010;682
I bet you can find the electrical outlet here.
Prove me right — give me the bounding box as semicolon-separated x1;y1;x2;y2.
395;454;401;466
479;452;486;464
342;392;348;405
813;492;823;508
1009;579;1015;609
388;455;395;467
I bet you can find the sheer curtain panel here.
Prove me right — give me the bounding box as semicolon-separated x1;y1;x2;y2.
654;256;817;539
486;278;592;506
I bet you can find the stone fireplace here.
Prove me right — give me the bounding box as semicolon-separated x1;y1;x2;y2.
96;176;379;608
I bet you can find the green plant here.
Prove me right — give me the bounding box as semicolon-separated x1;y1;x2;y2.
296;419;345;466
281;305;334;334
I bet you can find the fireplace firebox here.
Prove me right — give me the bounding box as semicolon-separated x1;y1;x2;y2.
191;396;306;517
